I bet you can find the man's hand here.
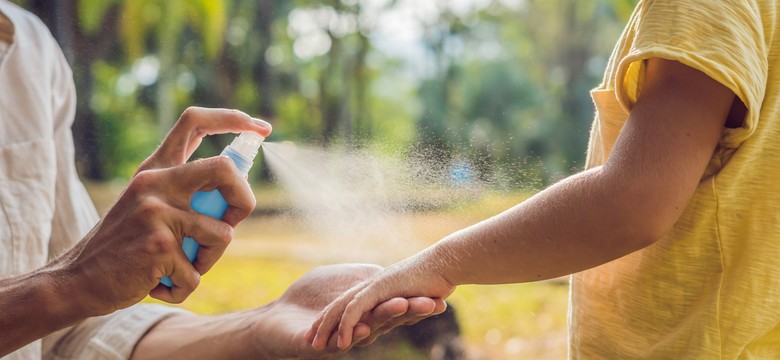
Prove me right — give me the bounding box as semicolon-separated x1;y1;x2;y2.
306;257;455;351
130;264;446;360
53;107;272;315
251;264;447;358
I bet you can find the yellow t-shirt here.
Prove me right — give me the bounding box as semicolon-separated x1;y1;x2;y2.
570;0;780;358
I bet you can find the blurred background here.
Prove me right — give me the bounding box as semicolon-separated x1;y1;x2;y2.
16;0;636;358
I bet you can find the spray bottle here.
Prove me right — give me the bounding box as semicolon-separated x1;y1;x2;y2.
160;132;265;287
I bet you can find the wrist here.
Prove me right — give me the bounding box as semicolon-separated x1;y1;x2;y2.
229;311;262;359
421;244;459;288
131;312;258;360
0;266;89;355
34;262;97;321
43;250;112;319
245;303;277;359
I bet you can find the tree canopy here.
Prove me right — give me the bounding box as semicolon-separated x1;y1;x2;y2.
17;0;636;185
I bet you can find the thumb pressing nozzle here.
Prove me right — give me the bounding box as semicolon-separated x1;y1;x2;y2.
229;132;265;160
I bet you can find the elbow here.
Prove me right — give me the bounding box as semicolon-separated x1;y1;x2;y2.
607;210;671;255
611;187;680;252
630;220;670;250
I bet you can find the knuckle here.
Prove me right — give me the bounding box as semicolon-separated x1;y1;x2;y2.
233;184;256;216
144;229;175;255
344;302;358;315
183;274;200;293
179;106;200;123
171;278;197;303
180;107;208;137
188;108;212;132
135;158;155;173
137;196;167;218
201;156;234;180
233;205;253;223
129;170;159;193
212;155;235;173
193;126;207;139
214;158;240;184
246;190;257;210
216;223;234;246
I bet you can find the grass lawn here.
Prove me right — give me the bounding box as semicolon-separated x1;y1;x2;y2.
87;182;569;359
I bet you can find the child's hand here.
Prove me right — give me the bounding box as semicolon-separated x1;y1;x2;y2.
305;257;456;350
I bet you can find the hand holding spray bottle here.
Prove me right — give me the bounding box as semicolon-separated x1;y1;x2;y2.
161;132;265;287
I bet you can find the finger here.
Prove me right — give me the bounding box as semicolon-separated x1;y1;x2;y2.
365;297;408;326
178;211;234;274
370;297;434;331
336;299;370;349
149;250;200;303
164;157;257;226
154;107;272;168
219;182;256;228
310;281;381;351
432;298;448;315
350;298;408;347
166;250;201;302
352;323;371;345
406;296;437;317
356;334;382;347
357;297;432;344
354;297;444;347
313;323;366;356
312;304;342;351
305;323;317;343
195;158;256;226
388;297;440;328
312;292;361;352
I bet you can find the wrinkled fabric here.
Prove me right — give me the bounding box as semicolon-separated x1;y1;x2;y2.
0;1;187;359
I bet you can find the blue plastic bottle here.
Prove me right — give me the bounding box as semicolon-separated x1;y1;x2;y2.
160;132;265;287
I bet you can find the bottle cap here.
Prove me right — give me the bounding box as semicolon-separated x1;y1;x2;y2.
229;132;265;160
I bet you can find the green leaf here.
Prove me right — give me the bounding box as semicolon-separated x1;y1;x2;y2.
78;0;118;35
191;0;228;59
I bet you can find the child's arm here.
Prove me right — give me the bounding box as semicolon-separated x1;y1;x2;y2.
308;58;741;350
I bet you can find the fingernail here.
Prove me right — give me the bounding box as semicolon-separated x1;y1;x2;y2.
253;117;272;130
390;312;404;318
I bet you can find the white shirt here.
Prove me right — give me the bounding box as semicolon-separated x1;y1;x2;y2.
0;2;186;359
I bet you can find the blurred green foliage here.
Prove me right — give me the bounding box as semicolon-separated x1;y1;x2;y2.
17;0;636;184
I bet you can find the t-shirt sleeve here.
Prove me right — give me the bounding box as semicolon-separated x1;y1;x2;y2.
615;0;768;147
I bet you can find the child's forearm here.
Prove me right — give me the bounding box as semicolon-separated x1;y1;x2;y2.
426;164;677;286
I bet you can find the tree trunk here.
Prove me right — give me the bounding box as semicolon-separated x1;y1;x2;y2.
29;0;106;180
253;0;276;120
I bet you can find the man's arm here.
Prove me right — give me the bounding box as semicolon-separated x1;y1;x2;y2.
309;58;739;349
0;266;90;355
0;108;270;357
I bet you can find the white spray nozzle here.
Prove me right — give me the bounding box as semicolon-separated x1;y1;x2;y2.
228;132;265;160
